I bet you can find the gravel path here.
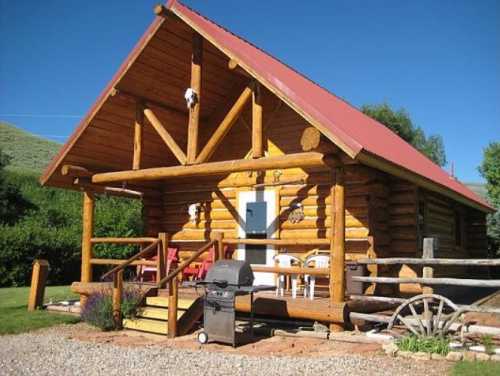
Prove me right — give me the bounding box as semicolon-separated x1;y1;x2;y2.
0;325;449;376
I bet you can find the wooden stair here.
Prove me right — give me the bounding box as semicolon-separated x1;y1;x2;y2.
123;295;203;335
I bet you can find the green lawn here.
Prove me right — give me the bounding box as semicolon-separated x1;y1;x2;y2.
0;286;80;335
452;361;500;376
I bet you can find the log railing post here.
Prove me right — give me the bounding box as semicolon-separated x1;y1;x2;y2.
212;231;224;261
81;191;95;307
168;275;178;338
330;167;345;332
158;232;168;286
187;33;203;164
112;270;123;329
422;237;436;295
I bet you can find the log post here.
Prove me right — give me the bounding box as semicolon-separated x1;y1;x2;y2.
330;167;345;332
112;270;123;329
158;232;168;286
27;259;49;311
422;237;436;295
168;275;179;338
133;101;144;170
187;33;203;164
212;231;224;260
81;191;95;307
252;82;263;158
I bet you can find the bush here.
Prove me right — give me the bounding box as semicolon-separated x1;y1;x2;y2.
0;170;143;287
80;287;143;331
396;335;450;356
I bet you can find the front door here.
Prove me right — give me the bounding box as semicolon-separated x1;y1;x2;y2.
236;190;277;286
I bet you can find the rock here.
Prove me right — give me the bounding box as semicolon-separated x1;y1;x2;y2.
382;342;398;357
476;353;491;362
398;351;412;358
431;353;445;361
490;354;500;362
412;352;431;360
446;351;463;361
463;351;476;361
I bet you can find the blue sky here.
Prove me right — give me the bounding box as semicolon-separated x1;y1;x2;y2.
0;0;498;182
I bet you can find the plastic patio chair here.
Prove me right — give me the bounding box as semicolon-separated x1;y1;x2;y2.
303;254;329;300
273;254;303;298
137;246;179;283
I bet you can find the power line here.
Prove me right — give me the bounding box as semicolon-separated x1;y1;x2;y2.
0;113;82;119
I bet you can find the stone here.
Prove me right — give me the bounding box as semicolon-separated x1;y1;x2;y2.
398;351;412;358
431;353;445;361
412;352;431;360
476;353;491;362
446;351;463;361
463;352;476;361
382;342;398;357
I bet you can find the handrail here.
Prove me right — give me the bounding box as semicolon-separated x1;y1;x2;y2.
251;265;329;276
91;237;157;244
155;240;215;289
353;257;500;266
100;239;160;280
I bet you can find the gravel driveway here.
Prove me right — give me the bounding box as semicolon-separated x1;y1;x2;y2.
0;325;450;376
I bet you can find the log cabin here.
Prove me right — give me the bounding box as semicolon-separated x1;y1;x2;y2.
40;1;494;335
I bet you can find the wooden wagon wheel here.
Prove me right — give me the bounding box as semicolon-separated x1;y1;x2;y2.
387;294;464;337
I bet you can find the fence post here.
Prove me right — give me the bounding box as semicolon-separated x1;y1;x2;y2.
422;237;437;295
28;259;49;311
112;270;123;329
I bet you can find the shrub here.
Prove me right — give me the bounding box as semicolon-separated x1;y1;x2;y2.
396;335;450;356
80;287;143;331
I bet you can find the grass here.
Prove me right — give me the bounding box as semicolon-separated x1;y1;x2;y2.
0;286;80;335
0;121;60;173
396;335;450;356
452;361;500;376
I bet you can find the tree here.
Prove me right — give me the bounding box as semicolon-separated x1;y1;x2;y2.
479;142;500;255
0;148;33;225
361;103;447;166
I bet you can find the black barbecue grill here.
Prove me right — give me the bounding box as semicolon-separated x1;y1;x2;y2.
186;259;274;346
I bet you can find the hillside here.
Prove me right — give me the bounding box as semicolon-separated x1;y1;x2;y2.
0;122;61;173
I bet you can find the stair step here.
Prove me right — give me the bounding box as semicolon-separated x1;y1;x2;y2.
123;318;168;335
137;307;184;321
146;296;195;309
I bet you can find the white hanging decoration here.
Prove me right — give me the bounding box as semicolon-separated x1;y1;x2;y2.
188;203;201;223
184;88;198;109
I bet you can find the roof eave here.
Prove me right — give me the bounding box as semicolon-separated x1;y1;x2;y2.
357;150;494;213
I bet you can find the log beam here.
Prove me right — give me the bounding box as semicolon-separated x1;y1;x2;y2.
187;33;203;163
81;191;94;307
92;152;338;184
252;82;263;158
300;126;339;154
61;164;92;178
144;108;187;165
195;86;253;164
133;102;144;170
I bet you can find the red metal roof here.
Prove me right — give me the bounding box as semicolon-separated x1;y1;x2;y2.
169;0;492;211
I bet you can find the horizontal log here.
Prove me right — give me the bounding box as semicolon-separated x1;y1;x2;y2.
90;258;157;266
354;258;500;266
251;265;329;276
61;164;93;178
92;152;338;183
351;276;500;287
223;238;331;246
90;237;157;244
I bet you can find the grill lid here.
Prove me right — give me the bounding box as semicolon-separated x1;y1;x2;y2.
204;260;254;287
